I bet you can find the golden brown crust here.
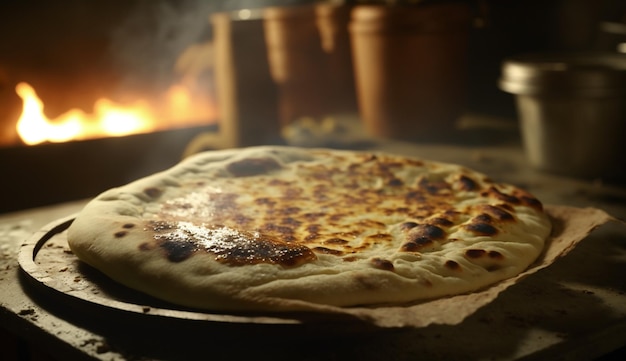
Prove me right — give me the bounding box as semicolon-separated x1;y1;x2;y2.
67;146;551;311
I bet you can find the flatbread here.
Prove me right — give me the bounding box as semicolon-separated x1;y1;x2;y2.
67;146;551;311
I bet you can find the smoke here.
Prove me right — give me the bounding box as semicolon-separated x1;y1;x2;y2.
109;0;221;96
106;0;309;101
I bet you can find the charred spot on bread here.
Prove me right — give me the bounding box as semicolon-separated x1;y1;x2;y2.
481;205;515;221
324;238;349;245
366;233;392;242
465;249;486;258
227;157;281;177
474;213;493;223
429;217;454;227
399;223;447;252
399;221;418;231
466;249;504;258
464;249;505;271
159;239;198;262
465;222;498;236
458;175;479;191
370;257;395;271
520;195;544;211
444;260;461;271
419;177;452;195
408;224;446;240
312;246;344;256
400;241;421;252
388;178;404;187
143;187;162;199
405;190;427;203
148;220;316;266
483;186;520;204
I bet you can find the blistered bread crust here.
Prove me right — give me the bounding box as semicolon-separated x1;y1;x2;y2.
67;146;551;311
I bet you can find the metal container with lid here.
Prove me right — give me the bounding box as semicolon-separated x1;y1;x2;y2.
500;53;626;182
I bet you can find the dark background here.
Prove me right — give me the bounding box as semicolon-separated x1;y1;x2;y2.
1;0;625;213
1;0;623;125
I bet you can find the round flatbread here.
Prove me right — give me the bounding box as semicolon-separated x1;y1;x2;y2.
67;146;551;311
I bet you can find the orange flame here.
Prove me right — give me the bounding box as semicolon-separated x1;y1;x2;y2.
15;82;216;146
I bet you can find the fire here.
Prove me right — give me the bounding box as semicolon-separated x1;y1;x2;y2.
15;82;216;146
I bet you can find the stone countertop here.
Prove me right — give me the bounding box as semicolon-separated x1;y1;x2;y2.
1;138;625;360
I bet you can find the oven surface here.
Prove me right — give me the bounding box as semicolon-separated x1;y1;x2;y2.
2;138;626;360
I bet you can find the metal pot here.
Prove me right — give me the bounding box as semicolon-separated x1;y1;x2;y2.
500;53;626;182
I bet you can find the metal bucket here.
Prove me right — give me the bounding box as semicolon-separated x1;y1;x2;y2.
500;53;626;181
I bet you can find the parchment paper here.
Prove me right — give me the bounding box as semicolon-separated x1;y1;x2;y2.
287;205;618;328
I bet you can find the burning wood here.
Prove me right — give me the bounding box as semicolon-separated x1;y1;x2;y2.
14;81;217;146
